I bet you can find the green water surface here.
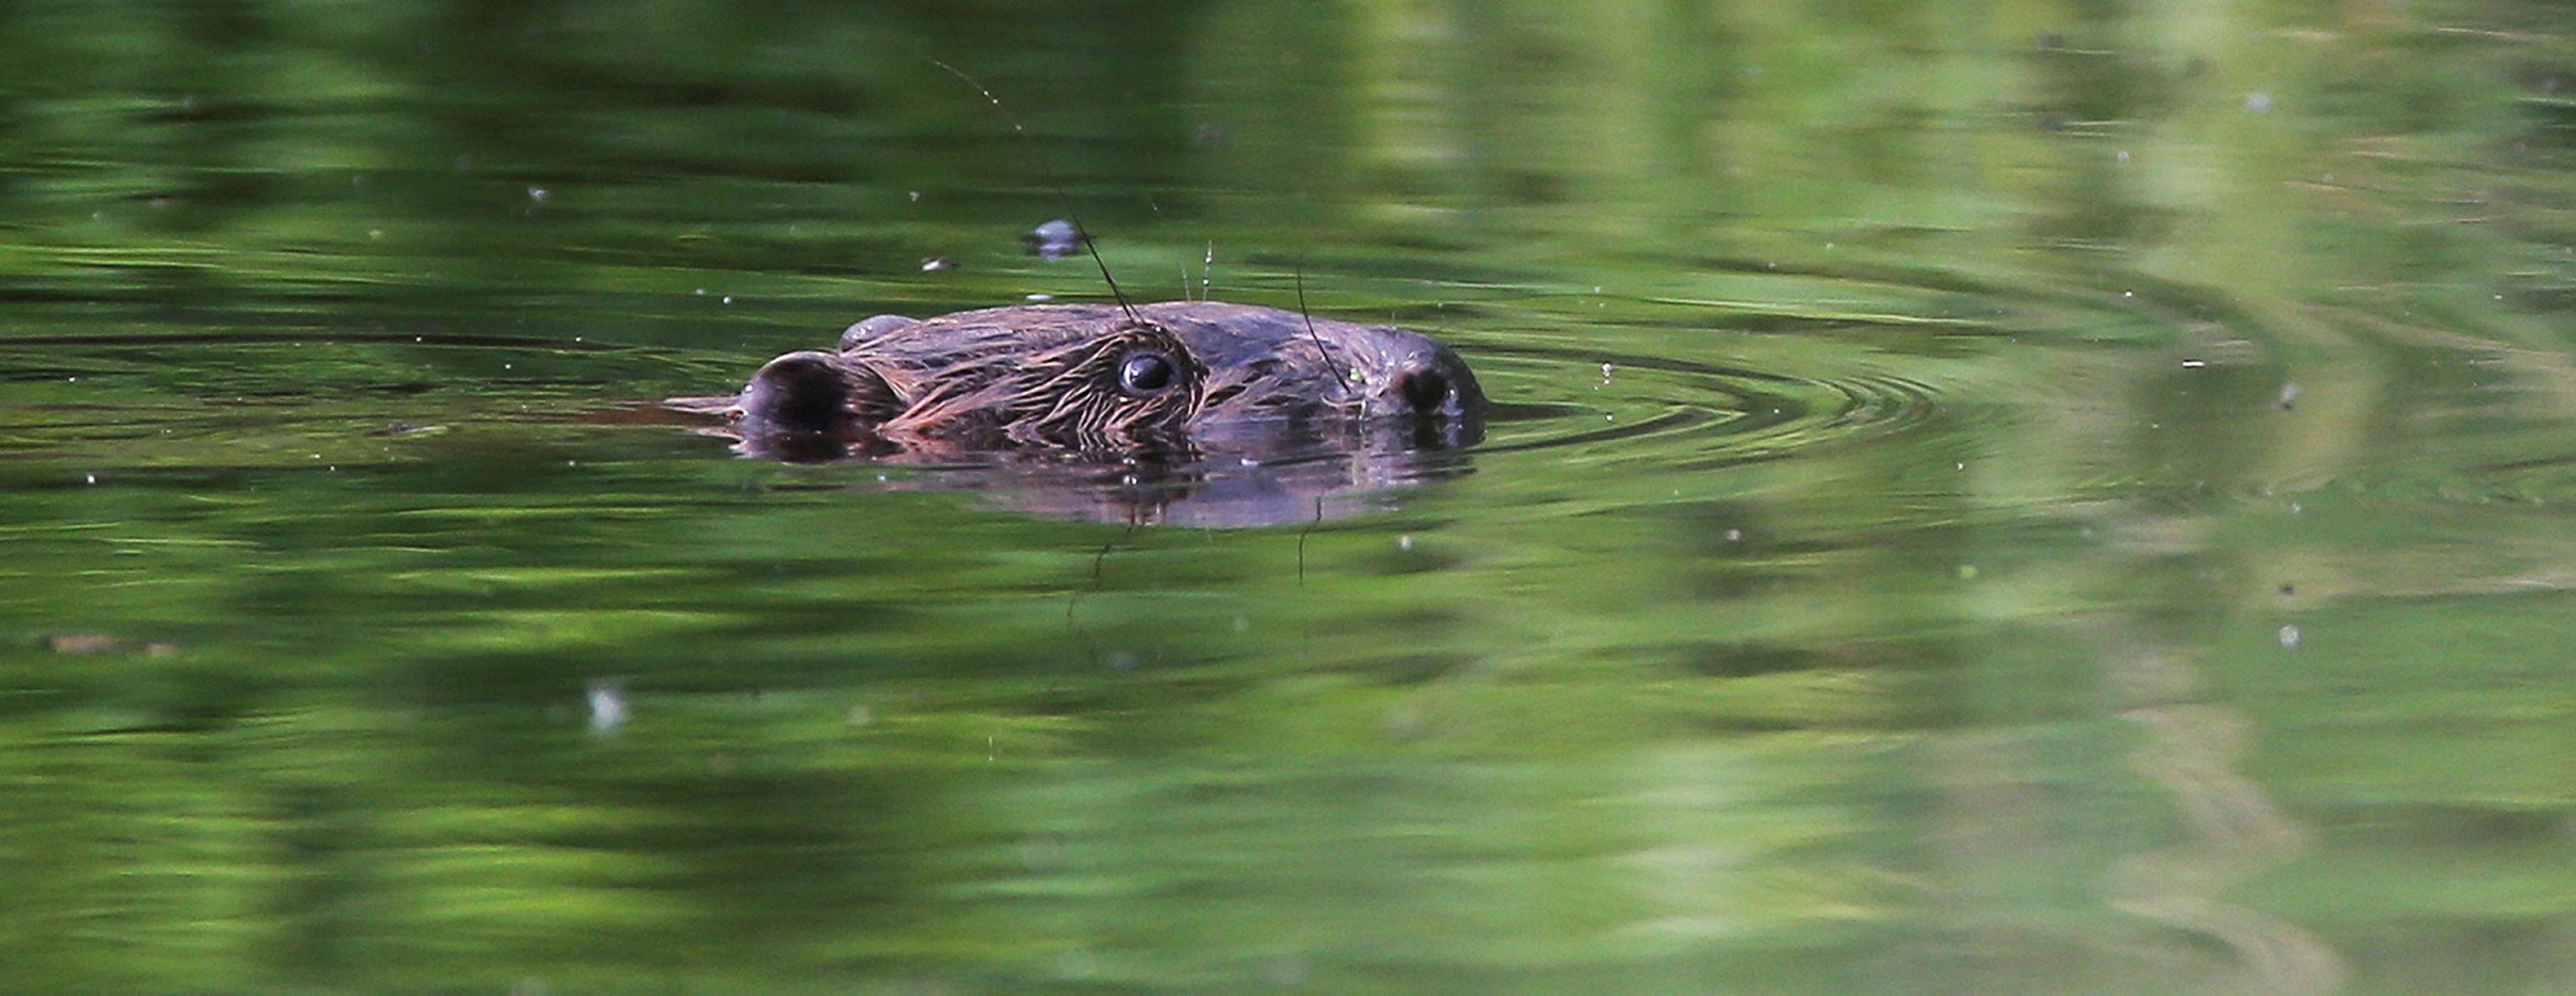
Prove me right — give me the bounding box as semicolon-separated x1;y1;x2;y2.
5;2;2576;994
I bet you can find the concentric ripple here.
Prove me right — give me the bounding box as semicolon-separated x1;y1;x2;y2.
1462;342;1955;470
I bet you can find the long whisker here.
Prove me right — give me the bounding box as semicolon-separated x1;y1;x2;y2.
923;55;1139;325
1293;260;1351;396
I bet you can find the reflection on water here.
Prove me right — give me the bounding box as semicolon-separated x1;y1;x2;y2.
6;1;2576;994
739;442;1481;528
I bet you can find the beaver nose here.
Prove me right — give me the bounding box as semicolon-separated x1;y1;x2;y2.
1392;351;1483;419
742;350;855;433
1397;368;1456;415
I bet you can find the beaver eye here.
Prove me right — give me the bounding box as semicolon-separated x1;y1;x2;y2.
1118;350;1178;395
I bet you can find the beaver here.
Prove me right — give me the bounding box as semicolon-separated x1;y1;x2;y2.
673;300;1483;460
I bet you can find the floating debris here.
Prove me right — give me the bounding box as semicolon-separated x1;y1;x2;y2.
46;633;177;657
1024;219;1085;260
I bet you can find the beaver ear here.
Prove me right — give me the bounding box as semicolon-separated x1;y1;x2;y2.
740;350;901;434
840;315;918;351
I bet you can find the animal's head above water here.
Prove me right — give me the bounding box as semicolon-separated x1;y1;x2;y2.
679;301;1484;460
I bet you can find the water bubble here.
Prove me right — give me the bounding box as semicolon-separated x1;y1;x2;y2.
2277;625;2302;649
587;679;628;733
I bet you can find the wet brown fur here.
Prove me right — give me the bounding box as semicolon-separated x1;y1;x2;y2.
679;300;1480;455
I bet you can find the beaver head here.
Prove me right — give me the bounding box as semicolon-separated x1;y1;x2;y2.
691;301;1483;458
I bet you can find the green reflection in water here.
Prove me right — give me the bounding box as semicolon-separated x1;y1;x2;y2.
5;1;2576;994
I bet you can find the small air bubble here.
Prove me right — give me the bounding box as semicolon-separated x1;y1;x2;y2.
1027;292;1053;302
587;679;626;732
2181;357;2206;369
83;472;96;485
527;186;548;202
722;295;733;305
2277;625;2302;649
1397;535;1415;551
1723;528;1742;542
